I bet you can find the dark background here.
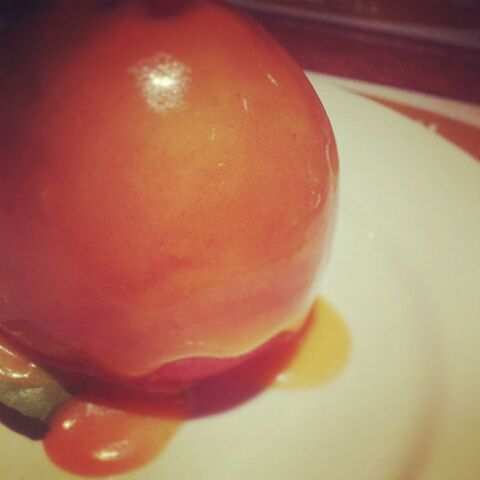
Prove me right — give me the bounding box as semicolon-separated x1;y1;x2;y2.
1;0;478;102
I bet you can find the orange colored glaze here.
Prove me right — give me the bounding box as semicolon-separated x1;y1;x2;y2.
0;1;338;384
1;1;341;476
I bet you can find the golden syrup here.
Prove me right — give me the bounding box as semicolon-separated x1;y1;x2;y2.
274;298;350;389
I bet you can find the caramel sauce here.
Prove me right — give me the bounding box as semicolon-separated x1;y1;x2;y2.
44;396;188;477
0;297;350;477
274;299;350;389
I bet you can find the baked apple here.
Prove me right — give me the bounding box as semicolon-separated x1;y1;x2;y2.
0;0;338;389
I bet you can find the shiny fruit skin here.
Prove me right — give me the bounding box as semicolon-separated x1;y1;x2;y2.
0;1;338;385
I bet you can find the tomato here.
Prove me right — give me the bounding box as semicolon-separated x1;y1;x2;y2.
0;1;338;388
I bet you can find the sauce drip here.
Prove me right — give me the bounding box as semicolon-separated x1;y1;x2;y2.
189;298;350;417
274;298;350;389
44;395;189;477
0;297;350;477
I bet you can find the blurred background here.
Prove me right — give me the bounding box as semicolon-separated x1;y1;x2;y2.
227;0;480;102
1;0;478;102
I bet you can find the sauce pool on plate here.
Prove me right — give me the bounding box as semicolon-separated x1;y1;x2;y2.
0;297;350;477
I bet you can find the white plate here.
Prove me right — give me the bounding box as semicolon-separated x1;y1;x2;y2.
1;76;479;480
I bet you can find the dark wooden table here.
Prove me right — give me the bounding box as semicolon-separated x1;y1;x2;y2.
234;1;480;104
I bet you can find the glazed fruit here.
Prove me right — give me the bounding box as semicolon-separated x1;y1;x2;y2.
0;1;338;388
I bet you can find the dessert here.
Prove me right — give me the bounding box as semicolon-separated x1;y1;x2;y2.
0;0;338;391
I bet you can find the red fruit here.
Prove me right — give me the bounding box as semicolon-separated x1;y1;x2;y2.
0;1;338;388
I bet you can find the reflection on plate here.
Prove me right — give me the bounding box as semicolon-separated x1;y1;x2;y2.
1;76;479;480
